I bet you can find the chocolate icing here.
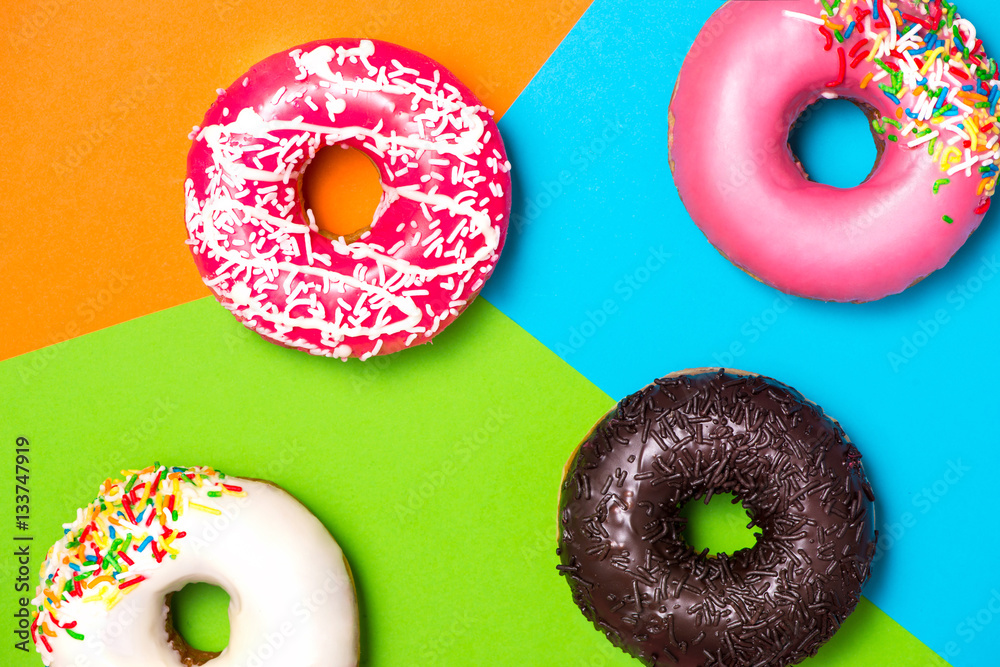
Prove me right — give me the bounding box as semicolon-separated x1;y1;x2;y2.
557;370;877;667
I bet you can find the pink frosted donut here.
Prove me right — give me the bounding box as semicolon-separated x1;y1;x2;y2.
185;39;512;359
670;0;998;302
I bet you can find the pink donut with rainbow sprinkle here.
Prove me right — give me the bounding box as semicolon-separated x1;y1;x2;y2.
670;0;997;302
186;39;512;359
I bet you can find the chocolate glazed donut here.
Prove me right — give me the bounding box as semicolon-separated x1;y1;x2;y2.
557;369;877;667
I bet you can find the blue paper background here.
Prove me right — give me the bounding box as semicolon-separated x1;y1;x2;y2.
486;1;1000;664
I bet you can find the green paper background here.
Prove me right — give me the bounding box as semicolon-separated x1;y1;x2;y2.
679;493;758;557
172;582;232;652
1;298;946;665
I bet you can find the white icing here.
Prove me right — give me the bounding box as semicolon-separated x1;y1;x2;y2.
33;470;356;667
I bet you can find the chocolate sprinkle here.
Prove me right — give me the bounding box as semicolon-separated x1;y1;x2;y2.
558;370;877;667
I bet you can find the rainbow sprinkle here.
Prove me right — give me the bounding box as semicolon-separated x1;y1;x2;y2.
30;465;246;659
788;0;999;210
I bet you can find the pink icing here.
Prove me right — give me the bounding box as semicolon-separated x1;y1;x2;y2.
670;0;996;302
185;39;512;359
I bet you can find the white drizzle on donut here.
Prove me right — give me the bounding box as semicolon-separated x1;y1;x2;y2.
185;40;511;360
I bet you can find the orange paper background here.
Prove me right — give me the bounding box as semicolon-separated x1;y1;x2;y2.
0;0;589;361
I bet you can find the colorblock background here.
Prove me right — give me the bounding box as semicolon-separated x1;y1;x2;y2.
484;1;1000;664
0;298;952;666
0;0;590;362
2;0;998;665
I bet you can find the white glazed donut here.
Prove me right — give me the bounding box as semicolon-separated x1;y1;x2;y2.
31;466;357;666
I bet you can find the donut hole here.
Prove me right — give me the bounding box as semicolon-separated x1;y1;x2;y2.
166;582;231;664
301;144;384;243
679;492;758;557
787;98;880;189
